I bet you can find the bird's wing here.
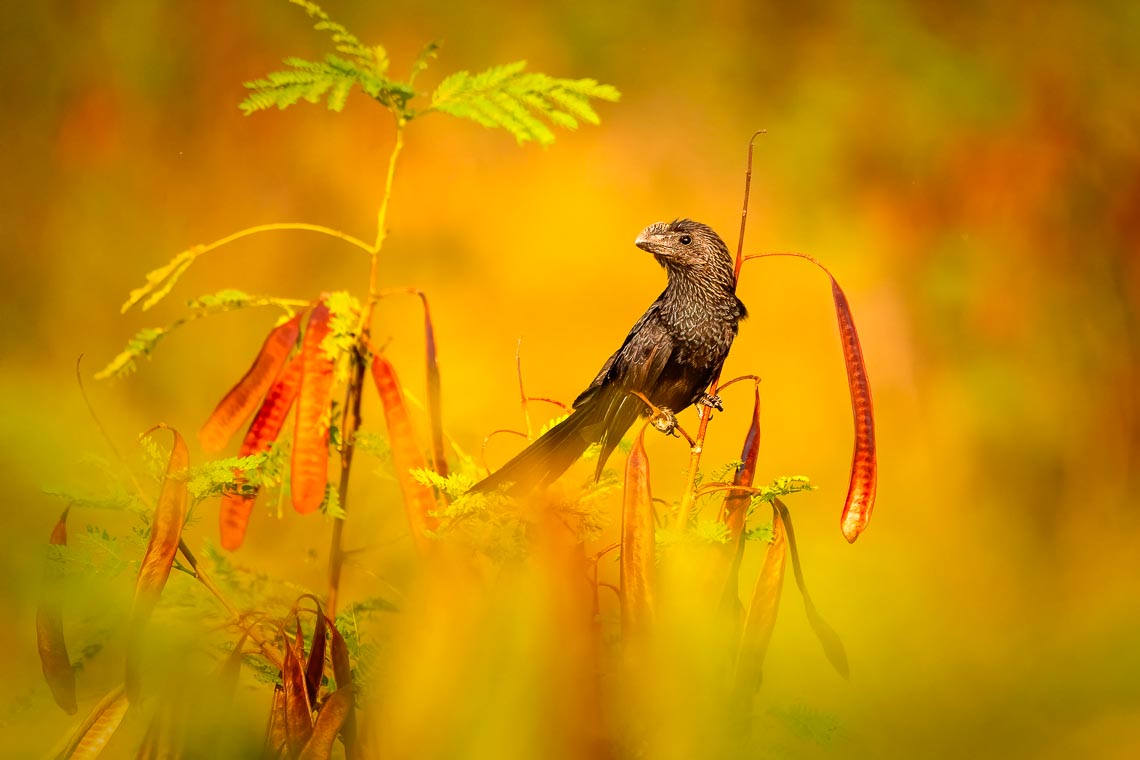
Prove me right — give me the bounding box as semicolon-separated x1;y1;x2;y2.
585;318;676;480
573;300;662;409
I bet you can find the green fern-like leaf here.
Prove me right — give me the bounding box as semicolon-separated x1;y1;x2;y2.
187;289;254;312
410;468;477;499
747;476;815;514
288;0;376;69
242;2;414;114
95;326;170;380
409;41;440;84
185;453;269;501
430;60;621;146
121;245;203;313
240;54;407;114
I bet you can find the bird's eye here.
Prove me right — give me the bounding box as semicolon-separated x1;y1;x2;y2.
679;234;692;245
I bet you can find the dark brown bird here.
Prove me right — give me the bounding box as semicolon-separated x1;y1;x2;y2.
470;219;746;494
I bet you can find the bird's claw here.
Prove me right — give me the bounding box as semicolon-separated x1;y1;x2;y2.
696;393;724;419
650;407;679;436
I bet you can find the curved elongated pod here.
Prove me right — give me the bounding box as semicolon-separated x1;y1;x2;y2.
200;313;301;452
37;508;76;714
292;302;335;515
55;685;129;760
370;351;439;555
734;505;786;693
830;279;877;543
126;426;189;701
743;253;878;542
220;353;303;550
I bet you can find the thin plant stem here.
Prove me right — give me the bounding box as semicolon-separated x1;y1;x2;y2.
197;222;373;260
672;130;765;530
371;119;407;262
75;357;283;669
177;540;283;670
326;115;406;617
325;344;367;618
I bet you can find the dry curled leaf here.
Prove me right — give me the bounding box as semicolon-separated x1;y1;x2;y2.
37;507;76;715
417;292;448;478
54;685;129;760
298;687;355;760
126;425;189;701
776;499;849;677
264;685;287;759
735;505;786;693
282;625;314;756
327;618;359;758
710;382;761;604
303;601;328;707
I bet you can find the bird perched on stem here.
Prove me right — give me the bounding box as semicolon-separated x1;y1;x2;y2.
470;219;746;495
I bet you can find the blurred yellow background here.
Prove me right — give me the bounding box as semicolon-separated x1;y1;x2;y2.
3;1;1139;757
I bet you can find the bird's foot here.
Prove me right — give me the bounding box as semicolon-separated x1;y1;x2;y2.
650;407;679;436
696;393;724;419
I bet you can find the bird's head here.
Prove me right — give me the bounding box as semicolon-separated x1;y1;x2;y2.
635;219;735;287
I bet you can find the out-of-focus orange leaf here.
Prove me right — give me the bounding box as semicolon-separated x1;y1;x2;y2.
370;351;439;555
620;424;655;639
328;618;359;759
830;279;878;543
218;492;255;553
221;352;303;550
298;687;355;760
292;302;335;515
200;313;301;452
37;507;76;715
282;625;314;756
735;505;786;693
243;351;304;456
126;425;189;701
264;685;287;759
55;684;129;760
776;499;849;677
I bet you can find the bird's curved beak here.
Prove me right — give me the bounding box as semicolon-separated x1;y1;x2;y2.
635;225;662;254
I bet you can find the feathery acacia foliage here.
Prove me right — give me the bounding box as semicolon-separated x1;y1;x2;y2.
240;1;619;145
429;61;621;146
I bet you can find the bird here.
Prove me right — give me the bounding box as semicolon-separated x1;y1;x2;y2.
469;219;747;495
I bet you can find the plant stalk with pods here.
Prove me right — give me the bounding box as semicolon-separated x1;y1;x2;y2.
48;1;620;757
42;4;879;757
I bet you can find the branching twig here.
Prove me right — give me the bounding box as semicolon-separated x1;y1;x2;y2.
325;341;368;618
672;130;766;530
326;115;406;616
76;356;283;669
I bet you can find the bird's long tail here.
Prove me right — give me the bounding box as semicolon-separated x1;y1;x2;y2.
468;409;597;495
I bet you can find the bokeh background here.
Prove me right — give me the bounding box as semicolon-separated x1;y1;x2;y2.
3;0;1139;757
